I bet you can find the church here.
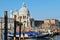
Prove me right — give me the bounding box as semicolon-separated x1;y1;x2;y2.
10;2;34;27
0;3;35;39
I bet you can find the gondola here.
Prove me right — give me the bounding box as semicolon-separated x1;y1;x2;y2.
8;31;49;39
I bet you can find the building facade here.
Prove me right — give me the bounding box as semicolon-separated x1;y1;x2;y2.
10;2;34;27
34;20;44;27
0;17;14;29
42;19;60;30
44;19;59;26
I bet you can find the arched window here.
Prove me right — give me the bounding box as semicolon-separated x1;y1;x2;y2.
23;16;26;19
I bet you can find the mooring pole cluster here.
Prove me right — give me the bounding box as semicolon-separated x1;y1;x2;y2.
4;11;23;40
4;11;8;40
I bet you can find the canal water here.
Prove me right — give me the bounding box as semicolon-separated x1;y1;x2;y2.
24;35;60;40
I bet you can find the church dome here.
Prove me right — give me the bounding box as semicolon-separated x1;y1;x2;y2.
19;2;29;15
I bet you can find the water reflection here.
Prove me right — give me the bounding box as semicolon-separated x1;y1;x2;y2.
24;38;52;40
24;36;60;40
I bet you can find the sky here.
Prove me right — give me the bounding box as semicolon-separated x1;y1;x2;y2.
0;0;60;20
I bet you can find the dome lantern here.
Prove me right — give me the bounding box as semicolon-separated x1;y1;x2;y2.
22;2;26;7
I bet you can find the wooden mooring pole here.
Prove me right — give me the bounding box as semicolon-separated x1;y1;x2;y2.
1;16;2;40
19;17;23;40
14;15;16;40
19;17;21;40
4;11;8;40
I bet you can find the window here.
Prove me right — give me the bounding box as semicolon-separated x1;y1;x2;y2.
23;16;26;19
24;21;26;23
19;16;22;19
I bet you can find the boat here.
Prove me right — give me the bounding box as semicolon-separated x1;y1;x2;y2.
8;31;49;39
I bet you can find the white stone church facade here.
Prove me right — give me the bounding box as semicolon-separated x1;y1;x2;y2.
10;3;34;27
